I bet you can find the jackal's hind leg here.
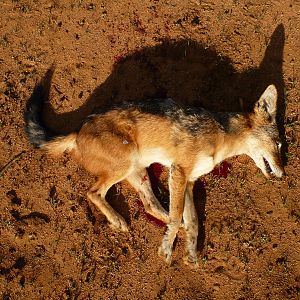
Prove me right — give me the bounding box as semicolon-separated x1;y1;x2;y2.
87;178;128;232
183;181;199;267
127;169;169;224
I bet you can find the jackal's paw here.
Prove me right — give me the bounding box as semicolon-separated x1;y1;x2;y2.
109;218;128;232
158;243;172;265
183;253;199;269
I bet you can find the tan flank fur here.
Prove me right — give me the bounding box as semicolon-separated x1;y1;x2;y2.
26;83;284;267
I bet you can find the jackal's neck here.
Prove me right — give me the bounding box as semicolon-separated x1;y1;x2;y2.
214;111;251;134
214;112;251;163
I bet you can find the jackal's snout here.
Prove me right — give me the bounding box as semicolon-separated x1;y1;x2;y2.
263;152;284;178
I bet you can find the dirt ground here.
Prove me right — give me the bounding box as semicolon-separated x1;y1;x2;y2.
0;0;300;299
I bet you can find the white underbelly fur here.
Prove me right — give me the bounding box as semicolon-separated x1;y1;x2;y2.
136;149;215;181
137;148;173;167
189;156;215;180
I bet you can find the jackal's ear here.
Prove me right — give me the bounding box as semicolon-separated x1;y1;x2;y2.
254;85;277;122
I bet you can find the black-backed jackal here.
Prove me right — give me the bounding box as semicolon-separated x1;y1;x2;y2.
25;75;284;267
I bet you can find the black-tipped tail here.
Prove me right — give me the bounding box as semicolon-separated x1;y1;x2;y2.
24;66;56;148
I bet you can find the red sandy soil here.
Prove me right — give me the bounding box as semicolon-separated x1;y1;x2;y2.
0;1;300;299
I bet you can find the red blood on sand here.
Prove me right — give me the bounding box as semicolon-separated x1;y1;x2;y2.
136;200;165;228
113;55;126;66
194;179;206;196
143;213;166;227
150;163;164;180
212;161;231;178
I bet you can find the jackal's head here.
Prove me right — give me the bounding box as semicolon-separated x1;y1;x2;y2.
246;85;284;178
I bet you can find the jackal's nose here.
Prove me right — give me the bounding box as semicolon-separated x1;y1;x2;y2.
274;166;284;178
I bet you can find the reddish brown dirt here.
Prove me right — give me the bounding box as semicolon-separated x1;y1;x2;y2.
1;1;300;299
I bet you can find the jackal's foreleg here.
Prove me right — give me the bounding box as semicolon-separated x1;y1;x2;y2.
183;181;199;267
127;169;169;224
158;164;186;264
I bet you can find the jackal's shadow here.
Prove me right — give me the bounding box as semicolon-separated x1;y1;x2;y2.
39;24;285;250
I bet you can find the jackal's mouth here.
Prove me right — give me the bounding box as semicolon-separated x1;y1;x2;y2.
263;157;273;175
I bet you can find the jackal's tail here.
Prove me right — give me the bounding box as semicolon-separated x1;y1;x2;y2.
24;66;77;156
